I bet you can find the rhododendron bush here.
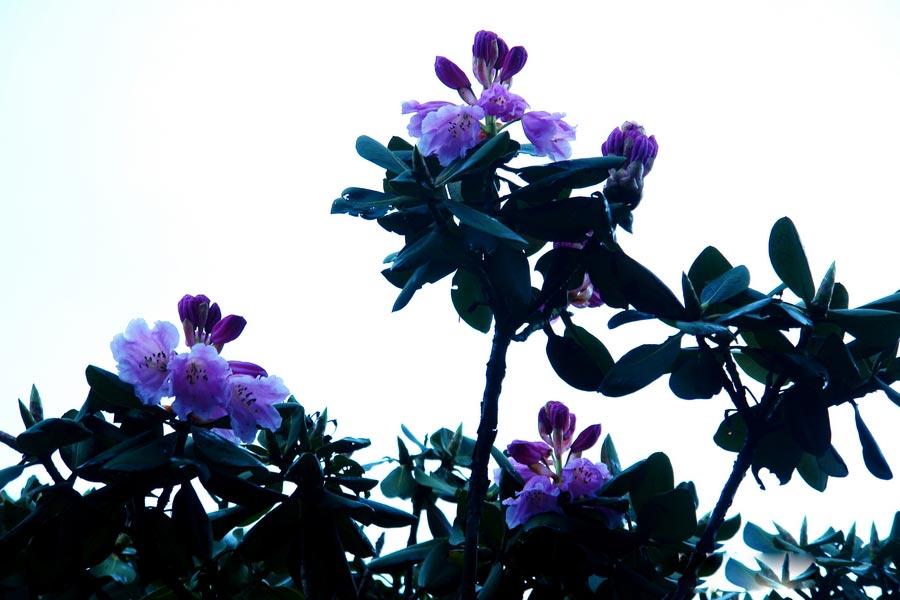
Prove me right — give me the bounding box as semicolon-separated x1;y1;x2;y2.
3;30;900;600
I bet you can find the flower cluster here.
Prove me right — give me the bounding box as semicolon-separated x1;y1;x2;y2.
402;31;576;166
110;294;288;443
499;401;612;528
601;121;659;208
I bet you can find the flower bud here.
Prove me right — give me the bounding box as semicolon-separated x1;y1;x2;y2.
472;30;504;87
206;302;222;332
209;314;247;346
508;440;552;466
498;46;527;85
434;56;476;104
570;424;602;453
601;122;658;208
538;401;575;445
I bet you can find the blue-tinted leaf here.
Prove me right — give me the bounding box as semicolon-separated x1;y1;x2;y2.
599;335;682;397
356;135;409;174
442;200;526;245
769;217;815;303
451;268;492;333
700;265;750;308
854;404;892;480
16;418;92;455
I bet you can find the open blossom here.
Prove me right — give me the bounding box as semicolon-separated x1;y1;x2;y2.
227;374;288;443
502;476;561;528
418;104;486;166
521;111;576;161
111;319;180;406
402;100;455;138
477;83;528;121
500;401;612;528
169;343;231;420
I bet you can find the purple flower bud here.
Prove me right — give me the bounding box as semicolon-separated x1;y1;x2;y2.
538;401;575;443
507;440;552;466
570;424;602;453
472;30;503;87
206;302;222;332
435;56;471;91
499;46;527;85
209;314;247;346
601;122;658;208
228;360;268;378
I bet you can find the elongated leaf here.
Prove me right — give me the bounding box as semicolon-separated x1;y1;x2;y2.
700;265;750;308
442;200;526;245
854;404;892;479
16;418;92;455
546;332;606;392
436;132;517;185
356;135;409;174
688;246;733;290
0;464;26;490
769;217;815;303
599;335;682;397
812;261;836;308
503;196;609;243
608;310;655;329
827;308;900;347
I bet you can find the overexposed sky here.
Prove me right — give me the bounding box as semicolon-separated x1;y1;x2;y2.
2;0;900;570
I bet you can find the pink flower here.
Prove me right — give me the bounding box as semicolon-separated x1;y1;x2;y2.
521;111;576;161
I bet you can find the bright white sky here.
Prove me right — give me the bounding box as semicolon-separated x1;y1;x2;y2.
2;0;900;584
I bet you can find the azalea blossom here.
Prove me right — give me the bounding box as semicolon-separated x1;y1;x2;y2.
111;319;180;406
418;103;486;166
521;111;576;161
227;374;288;443
499;401;612;528
477;83;528;121
169;343;231;421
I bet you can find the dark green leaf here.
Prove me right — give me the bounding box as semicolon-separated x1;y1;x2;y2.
102;433;176;472
366;539;442;572
601;435;622;476
546;332;606;392
769;217;815;303
817;445;849;478
717;514;742;541
28;385;43;423
827;308;900;347
784;383;831;455
854;404;892;480
436;132;518;185
17;399;35;429
451;268;492;333
442;200;527;245
173;482;213;560
16;418;92;455
356;135;409;174
608;310;656;329
797;452;828;492
700;265;751;308
192;428;266;471
503;196;610;243
668;349;725;400
565;324;615;373
714;413;746;452
85;365;142;412
688;246;733;290
752;428;802;486
484;243;532;319
682;272;701;317
586;247;685;320
599;335;682;397
743;522;780;553
0;464;26;490
332;187;407;219
812;261;836;309
637;486;697;543
391;260;457;312
511;156;624;202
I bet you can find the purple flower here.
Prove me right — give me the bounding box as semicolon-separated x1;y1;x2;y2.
402;100;455;138
472;30;508;87
111;319;179;406
227;374;288;443
521;111;576;161
169;343;231;420
435;57;477;105
498;46;527;85
418;104;485;166
477;83;529;121
561;457;611;499
502;476;561;528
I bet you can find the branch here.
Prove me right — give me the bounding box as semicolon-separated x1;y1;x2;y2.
460;324;513;600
